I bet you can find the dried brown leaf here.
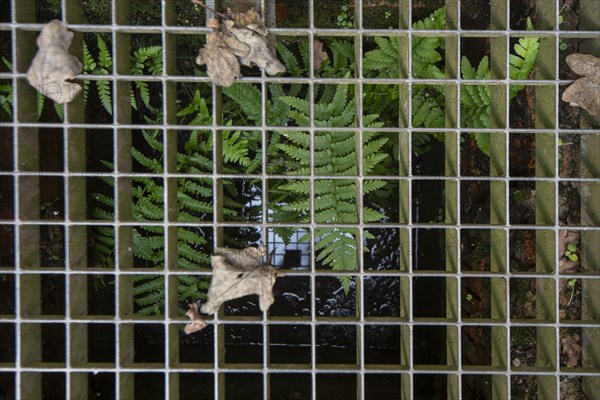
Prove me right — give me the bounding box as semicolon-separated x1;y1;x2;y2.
227;19;285;75
562;76;600;118
196;43;242;87
229;7;268;36
184;303;207;334
559;260;578;276
200;246;280;315
195;8;285;86
313;39;328;70
561;335;582;367
27;20;82;104
566;53;600;77
562;53;600;118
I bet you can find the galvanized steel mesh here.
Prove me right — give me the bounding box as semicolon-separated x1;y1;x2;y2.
0;0;599;399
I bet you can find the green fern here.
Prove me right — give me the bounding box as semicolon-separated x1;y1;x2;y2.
411;7;446;79
0;84;12;117
91;128;214;315
91;84;263;314
268;83;388;291
509;18;540;96
319;39;356;78
82;35;163;115
131;45;162;110
0;58;12;117
222;81;300;130
460;18;539;155
82;35;113;115
363;7;446;79
363;8;539;157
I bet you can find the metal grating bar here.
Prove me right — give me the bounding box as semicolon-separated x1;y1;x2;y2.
0;1;599;399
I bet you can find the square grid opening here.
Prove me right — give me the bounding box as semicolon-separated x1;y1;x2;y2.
0;0;599;399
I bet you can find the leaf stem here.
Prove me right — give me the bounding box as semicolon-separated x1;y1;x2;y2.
567;285;575;306
191;0;227;19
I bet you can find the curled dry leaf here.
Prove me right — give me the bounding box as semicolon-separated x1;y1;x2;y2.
200;245;281;315
184;303;208;334
561;335;582;368
195;8;285;87
562;53;600;118
26;20;82;104
313;39;328;70
196;20;244;87
566;53;600;77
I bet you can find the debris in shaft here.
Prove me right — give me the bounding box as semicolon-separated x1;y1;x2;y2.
201;245;281;315
562;53;600;118
193;1;285;86
27;20;83;104
184;302;208;334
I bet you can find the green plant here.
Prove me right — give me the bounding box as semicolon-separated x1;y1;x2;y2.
363;8;540;156
0;34;162;122
0;56;65;119
363;7;446;152
90;116;261;314
10;7;541;311
336;5;353;29
557;3;577;51
317;39;356;79
87;37;258;315
0;58;12;116
90;129;214;315
267;82;388;293
83;34;112;114
465;293;473;302
564;242;579;262
558;13;568;51
220;41;390;293
567;278;577;306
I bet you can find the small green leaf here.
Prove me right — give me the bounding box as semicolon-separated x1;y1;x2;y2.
337;15;344;21
341;5;348;11
568;253;579;262
567;242;577;252
558;15;564;24
560;42;568;51
568;279;576;287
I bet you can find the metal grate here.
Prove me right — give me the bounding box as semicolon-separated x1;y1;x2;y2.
0;0;599;399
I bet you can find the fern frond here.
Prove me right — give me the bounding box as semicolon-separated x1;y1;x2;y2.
280;96;310;116
135;81;150;108
96;35;112;70
223;83;262;124
96;80;112;114
82;42;96;73
132;46;162;75
37;93;44;119
132;277;164;296
54;102;63;120
411;7;446;79
363;37;401;78
268;80;388;293
412;87;445;128
132;147;163;172
277;41;302;76
320;39;355;78
2;56;13;70
509;18;539;97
